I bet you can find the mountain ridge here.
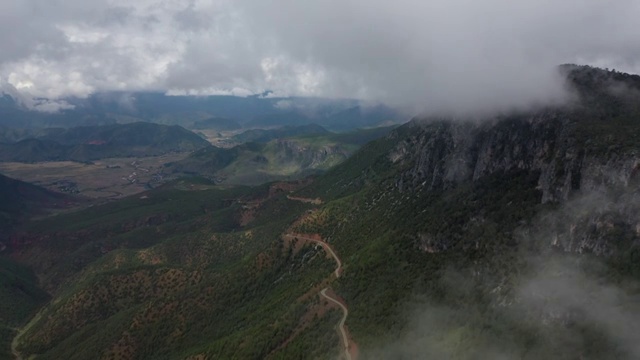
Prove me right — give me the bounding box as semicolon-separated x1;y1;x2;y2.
0;122;210;162
0;91;401;131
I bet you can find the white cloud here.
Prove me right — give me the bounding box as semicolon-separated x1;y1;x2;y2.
166;87;254;97
1;0;640;113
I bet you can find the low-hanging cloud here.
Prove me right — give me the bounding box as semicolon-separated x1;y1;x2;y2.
368;187;640;359
369;257;640;359
236;0;640;114
1;0;640;113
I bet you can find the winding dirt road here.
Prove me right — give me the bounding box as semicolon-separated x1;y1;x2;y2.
11;328;22;360
284;234;354;360
320;288;352;360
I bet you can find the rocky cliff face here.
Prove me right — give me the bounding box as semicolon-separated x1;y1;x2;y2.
391;65;640;207
273;139;351;169
391;113;639;204
388;114;640;256
385;66;640;257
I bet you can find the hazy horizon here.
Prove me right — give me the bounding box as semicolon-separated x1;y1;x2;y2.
1;0;640;115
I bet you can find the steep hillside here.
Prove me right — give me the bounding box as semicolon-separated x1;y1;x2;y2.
8;179;342;359
0;139;69;163
5;66;640;360
0;173;78;232
0;257;49;360
0;127;55;144
0;175;78;359
0;123;210;162
287;65;640;358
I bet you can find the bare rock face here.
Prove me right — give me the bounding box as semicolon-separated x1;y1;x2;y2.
274;139;350;169
389;111;640;256
391;114;639;205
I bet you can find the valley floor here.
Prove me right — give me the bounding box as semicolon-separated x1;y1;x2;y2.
0;153;190;199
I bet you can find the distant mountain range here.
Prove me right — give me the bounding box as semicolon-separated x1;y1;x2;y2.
0;92;402;131
0;122;210;162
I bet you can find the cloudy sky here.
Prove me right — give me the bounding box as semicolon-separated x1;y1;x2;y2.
1;0;640;113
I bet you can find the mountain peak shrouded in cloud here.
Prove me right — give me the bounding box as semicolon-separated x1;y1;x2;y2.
1;0;640;114
0;78;75;113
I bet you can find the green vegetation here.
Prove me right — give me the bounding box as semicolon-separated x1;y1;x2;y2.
7;177;344;359
4;66;640;359
294;170;544;344
268;310;342;360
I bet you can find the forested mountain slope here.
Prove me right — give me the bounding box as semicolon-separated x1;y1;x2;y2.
289;65;640;358
4;66;640;359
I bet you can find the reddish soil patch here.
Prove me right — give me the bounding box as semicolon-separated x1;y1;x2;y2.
268;178;315;197
238;204;259;226
254;252;273;271
346;327;360;360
